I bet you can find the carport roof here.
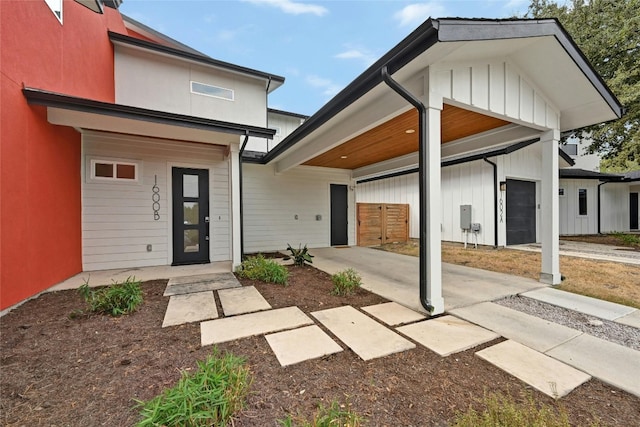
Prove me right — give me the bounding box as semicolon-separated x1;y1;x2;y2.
262;18;623;172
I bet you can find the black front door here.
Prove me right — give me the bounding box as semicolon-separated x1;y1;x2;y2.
506;179;536;245
631;193;639;230
330;184;348;246
172;168;210;265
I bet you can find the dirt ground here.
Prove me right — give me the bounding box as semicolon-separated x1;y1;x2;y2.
2;265;640;426
560;234;640;249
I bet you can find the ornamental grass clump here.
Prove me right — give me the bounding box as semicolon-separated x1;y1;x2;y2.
331;268;362;296
278;399;364;427
136;349;252;427
235;254;288;285
78;276;143;316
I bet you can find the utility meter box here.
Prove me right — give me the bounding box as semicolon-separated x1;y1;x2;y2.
460;205;472;230
471;223;481;232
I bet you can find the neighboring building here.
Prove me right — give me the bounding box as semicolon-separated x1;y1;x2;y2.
1;2;623;314
561;136;601;172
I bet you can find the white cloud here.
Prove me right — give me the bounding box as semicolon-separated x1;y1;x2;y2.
394;2;446;28
242;0;328;16
306;75;342;97
335;48;377;67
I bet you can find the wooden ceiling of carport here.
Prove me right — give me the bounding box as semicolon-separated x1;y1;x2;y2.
303;104;510;170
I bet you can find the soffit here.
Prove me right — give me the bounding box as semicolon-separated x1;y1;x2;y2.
303;105;509;170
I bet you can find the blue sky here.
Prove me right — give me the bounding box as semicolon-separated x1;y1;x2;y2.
120;1;535;116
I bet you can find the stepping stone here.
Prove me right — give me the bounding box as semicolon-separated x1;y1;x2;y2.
398;315;499;356
522;288;636;320
311;306;415;361
614;310;640;328
162;291;218;327
218;286;271;316
362;302;426;326
201;306;313;346
477;340;591;398
164;273;240;296
450;302;582;352
265;325;343;366
546;334;640;398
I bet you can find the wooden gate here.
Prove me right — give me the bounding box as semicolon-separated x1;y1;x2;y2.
357;203;409;246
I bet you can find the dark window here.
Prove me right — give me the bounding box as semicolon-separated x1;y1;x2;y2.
562;144;578;156
94;163;113;178
578;189;588;215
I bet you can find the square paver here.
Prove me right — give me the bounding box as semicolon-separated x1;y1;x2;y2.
218;286;271;316
265;325;343;366
397;315;499;356
311;306;415;361
164;273;240;296
362;302;426;326
201;306;313;346
162;291;218;327
477;340;591;398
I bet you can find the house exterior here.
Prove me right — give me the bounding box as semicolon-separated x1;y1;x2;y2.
1;1;623;315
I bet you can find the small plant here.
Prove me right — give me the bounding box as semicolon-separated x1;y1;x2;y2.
451;391;598;427
235;254;288;285
279;399;363;427
78;276;143;316
331;268;362;296
612;232;640;247
284;243;314;266
136;348;252;427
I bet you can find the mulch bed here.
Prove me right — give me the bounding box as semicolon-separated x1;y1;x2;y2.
2;264;639;426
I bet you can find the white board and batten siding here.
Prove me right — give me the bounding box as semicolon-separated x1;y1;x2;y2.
82;132;232;271
242;164;354;253
357;143;545;247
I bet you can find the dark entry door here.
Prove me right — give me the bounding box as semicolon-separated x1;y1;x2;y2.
631;193;639;230
330;184;348;246
172;168;210;265
506;179;536;245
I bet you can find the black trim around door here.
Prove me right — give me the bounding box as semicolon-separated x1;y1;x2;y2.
330;184;348;246
172;167;210;265
631;192;639;230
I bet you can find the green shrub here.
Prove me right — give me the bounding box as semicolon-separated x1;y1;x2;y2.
136;349;252;427
452;392;599;427
612;232;640;246
279;400;363;427
331;268;362;296
78;276;143;316
284;243;314;266
235;254;288;285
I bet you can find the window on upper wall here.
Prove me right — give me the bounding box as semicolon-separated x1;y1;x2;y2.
89;159;140;182
190;81;234;101
578;189;588;215
44;0;63;23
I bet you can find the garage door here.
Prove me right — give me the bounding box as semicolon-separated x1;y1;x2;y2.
506;179;536;245
357;203;409;246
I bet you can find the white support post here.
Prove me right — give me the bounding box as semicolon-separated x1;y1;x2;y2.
229;142;242;269
424;91;445;314
540;129;561;284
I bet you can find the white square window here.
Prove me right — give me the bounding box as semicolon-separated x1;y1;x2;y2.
89;158;140;182
190;81;234;101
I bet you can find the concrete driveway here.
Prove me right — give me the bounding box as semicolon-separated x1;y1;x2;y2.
311;246;547;314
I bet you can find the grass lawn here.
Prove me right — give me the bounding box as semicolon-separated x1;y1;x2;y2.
379;239;640;309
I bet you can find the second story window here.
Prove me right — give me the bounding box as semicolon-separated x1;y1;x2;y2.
191;81;234;101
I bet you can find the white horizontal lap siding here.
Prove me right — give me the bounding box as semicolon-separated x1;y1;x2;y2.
242;164;353;253
82;133;230;271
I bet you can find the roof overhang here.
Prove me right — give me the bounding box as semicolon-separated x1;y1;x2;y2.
23;87;276;144
265;18;623;173
109;31;285;93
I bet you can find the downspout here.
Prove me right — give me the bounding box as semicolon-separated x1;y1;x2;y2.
597;181;607;234
483;157;499;248
381;65;434;313
239;131;250;260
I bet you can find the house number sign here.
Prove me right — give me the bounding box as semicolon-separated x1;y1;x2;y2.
152;175;160;220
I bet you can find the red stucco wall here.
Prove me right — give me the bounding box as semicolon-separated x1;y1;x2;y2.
0;1;128;310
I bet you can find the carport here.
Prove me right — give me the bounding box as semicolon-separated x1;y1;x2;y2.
257;18;623;315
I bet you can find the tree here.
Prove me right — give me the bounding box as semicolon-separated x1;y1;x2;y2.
526;0;640;170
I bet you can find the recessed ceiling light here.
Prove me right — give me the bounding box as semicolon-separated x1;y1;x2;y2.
405;129;415;134
341;155;348;159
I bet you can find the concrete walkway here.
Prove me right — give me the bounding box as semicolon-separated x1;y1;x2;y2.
511;240;640;266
